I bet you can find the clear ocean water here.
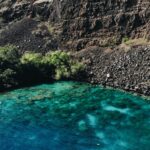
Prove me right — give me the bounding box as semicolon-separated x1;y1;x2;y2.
0;81;150;150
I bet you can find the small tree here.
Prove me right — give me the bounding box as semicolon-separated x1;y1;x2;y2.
20;52;42;67
43;51;85;80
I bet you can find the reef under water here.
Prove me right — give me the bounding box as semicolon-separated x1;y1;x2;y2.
0;81;150;150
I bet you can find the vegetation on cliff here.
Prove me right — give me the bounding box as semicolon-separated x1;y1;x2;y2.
0;45;85;91
0;45;21;89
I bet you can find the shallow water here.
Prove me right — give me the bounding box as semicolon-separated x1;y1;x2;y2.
0;81;150;150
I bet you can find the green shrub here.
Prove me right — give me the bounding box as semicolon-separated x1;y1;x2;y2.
20;52;48;83
0;45;20;64
43;51;85;80
122;36;129;43
71;62;85;75
0;69;17;87
55;66;70;80
0;45;21;89
0;47;85;90
43;51;70;66
20;52;42;66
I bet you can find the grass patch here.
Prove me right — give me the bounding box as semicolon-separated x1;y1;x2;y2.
125;38;150;46
120;37;150;52
122;38;150;46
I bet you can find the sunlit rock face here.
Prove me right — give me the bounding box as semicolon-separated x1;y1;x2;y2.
0;81;150;150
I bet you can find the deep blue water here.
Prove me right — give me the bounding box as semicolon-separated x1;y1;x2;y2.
0;81;150;150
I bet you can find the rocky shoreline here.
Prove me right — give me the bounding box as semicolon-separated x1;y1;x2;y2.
76;45;150;96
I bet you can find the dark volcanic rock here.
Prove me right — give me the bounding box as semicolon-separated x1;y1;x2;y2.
0;0;53;23
0;0;149;50
60;0;150;50
0;0;60;52
76;45;150;96
0;18;58;53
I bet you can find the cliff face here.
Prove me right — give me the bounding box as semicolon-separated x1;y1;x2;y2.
0;0;149;50
0;0;149;51
0;0;53;24
0;0;59;53
60;0;150;50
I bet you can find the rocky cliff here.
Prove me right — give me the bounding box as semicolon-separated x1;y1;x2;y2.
0;0;149;50
0;0;59;53
60;0;150;50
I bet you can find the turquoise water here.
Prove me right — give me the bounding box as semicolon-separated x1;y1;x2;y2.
0;81;150;150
